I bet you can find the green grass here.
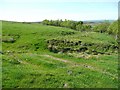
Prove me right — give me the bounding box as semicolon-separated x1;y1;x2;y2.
2;21;118;88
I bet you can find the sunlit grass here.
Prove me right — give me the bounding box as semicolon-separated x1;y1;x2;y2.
2;21;118;88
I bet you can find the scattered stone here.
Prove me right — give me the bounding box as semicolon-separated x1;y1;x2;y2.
67;70;73;75
47;39;118;55
0;51;3;54
63;83;68;88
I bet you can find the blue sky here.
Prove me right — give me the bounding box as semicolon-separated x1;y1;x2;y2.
0;0;119;22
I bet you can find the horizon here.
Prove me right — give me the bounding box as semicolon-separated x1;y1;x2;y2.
1;19;116;23
1;0;119;22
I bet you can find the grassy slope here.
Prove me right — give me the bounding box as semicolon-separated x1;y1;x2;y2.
2;21;118;88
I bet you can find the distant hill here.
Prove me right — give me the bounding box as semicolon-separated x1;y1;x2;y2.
83;20;115;23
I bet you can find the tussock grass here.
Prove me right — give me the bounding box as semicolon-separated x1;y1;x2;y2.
2;21;118;88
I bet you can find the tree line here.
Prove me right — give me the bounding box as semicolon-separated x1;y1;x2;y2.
42;19;91;32
42;19;118;37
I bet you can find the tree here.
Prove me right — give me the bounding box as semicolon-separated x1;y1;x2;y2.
69;21;77;29
76;24;84;31
93;22;110;33
107;21;118;40
76;21;83;25
83;25;92;31
42;19;49;25
107;21;118;35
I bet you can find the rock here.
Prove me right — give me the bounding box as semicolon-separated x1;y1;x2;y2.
63;83;68;88
79;47;88;52
67;70;72;75
0;51;3;54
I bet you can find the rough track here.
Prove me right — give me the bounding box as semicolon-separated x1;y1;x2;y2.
41;54;118;79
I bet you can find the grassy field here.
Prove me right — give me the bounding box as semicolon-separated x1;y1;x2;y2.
2;21;118;88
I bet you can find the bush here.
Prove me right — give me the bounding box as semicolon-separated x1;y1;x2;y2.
93;22;110;33
107;21;118;35
42;19;49;25
76;24;84;31
76;24;91;32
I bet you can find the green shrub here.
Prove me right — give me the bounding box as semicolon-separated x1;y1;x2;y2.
93;22;110;33
107;21;118;35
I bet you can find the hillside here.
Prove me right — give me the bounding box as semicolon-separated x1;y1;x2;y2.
2;21;118;88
